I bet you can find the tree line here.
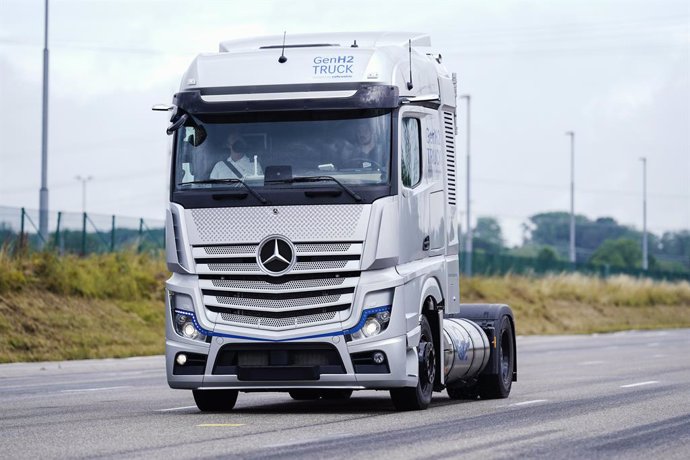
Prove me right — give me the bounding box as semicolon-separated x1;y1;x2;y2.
470;212;690;273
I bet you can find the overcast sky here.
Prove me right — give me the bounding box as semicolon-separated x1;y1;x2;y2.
0;0;688;244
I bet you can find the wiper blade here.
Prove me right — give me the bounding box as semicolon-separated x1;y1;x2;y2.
270;176;362;202
178;178;268;204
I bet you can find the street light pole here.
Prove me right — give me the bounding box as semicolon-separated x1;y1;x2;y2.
460;94;472;276
640;157;648;270
38;0;50;247
75;176;93;214
565;131;575;264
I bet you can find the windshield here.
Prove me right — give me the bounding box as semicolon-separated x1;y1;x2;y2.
174;109;391;191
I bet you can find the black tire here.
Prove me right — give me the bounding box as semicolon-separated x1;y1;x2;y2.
390;315;435;411
289;390;322;400
478;315;515;399
447;385;479;400
192;389;238;412
320;389;353;400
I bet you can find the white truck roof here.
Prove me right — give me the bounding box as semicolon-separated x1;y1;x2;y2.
179;32;450;99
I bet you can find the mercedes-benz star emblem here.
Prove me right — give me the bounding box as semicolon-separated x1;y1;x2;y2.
257;236;296;276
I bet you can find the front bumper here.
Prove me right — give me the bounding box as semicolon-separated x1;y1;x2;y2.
166;332;416;390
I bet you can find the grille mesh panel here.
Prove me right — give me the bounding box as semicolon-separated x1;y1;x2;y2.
207;263;261;272
215;294;342;309
210;278;347;291
296;243;351;253
219;311;338;328
294;260;348;271
204;245;257;255
190;205;364;243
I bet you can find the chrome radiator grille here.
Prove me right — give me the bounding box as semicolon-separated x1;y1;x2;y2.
194;242;362;330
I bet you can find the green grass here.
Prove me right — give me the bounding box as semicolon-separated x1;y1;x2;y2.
1;250;689;362
0;250;166;362
460;273;690;334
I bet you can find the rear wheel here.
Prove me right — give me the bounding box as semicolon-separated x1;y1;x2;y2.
478;315;515;399
390;315;435;411
192;389;238;412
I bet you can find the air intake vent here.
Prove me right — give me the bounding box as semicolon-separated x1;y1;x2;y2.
171;210;187;269
443;111;457;206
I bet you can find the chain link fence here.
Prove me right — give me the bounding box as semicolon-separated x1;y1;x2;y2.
0;206;164;255
464;251;690;282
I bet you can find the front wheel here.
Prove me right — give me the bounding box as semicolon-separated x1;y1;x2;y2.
192;389;238;412
390;315;435;411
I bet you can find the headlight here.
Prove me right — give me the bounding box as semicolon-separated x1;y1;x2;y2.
169;291;206;342
349;306;392;341
173;311;207;342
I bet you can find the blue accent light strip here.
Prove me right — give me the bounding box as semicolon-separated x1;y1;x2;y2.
173;306;391;343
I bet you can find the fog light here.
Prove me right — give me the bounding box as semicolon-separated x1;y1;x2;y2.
372;352;385;364
176;353;187;366
362;318;381;337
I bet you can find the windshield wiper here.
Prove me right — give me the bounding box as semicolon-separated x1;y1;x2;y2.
270;176;362;202
178;178;268;204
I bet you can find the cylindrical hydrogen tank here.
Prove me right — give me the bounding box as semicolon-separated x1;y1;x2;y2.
443;318;490;385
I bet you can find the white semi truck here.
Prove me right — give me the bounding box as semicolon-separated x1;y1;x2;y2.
157;32;516;411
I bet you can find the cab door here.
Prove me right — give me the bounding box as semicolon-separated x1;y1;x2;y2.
398;107;435;264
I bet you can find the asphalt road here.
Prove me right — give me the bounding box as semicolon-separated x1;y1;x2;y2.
1;329;689;459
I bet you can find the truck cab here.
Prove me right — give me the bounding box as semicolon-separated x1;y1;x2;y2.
159;32;516;411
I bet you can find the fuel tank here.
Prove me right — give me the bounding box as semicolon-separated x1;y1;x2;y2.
443;318;491;385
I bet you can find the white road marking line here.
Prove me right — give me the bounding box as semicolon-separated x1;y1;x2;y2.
652;354;667;358
157;405;197;412
620;380;659;389
578;360;605;365
510;399;548;406
61;385;131;393
647;342;660;347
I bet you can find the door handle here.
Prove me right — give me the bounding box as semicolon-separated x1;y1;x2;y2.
423;236;430;251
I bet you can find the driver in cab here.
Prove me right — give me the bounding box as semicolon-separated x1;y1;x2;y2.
210;130;263;179
340;120;385;170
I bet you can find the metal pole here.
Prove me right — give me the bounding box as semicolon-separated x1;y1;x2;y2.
566;131;575;264
110;215;116;252
81;212;87;256
38;0;50;248
460;94;472;276
54;211;62;249
641;157;648;270
19;207;26;253
75;175;93;214
138;218;144;253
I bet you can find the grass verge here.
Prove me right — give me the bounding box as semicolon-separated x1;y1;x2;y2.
1;251;689;362
461;273;690;334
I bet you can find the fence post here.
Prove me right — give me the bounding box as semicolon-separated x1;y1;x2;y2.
81;212;87;256
19;207;26;254
110;215;116;252
138;218;144;253
54;211;62;252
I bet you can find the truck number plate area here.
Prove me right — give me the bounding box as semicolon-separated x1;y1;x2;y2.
237;366;320;381
212;343;346;379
